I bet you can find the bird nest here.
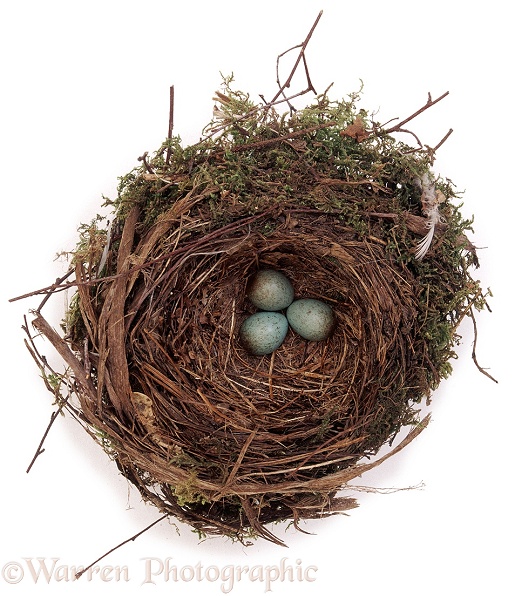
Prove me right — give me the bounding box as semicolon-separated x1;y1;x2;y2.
15;22;492;547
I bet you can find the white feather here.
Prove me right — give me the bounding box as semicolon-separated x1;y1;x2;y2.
415;206;441;260
98;220;112;274
413;173;446;260
415;223;435;260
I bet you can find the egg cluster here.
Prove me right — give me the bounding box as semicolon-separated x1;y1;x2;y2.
239;269;336;355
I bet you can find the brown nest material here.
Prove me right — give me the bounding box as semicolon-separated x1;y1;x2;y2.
14;20;493;546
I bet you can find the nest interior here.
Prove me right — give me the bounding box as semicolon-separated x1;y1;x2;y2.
25;80;489;546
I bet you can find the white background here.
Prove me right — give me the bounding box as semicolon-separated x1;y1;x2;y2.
1;1;513;594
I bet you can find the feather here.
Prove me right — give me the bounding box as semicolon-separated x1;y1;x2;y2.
415;205;441;260
415;218;436;260
413;173;446;260
98;220;112;274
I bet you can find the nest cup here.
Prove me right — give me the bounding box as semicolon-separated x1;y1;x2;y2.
73;211;426;544
25;80;489;546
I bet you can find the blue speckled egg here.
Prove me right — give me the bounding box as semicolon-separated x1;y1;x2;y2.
247;269;294;311
239;312;289;355
286;298;336;342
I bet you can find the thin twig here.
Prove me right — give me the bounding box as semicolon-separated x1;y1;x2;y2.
470;307;498;383
30;269;75;312
272;10;323;108
10;278;78;303
22;315;61;381
26;397;70;473
137;152;154;175
22;315;92;470
195;11;323;146
228;120;336;153
165;85;175;165
22;314;73;472
432;127;454;153
9;207;277;303
382;91;450;135
75;514;169;579
396;128;424;149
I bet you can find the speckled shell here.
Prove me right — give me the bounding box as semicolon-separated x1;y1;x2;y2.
247;269;294;311
239;312;289;355
286;298;336;342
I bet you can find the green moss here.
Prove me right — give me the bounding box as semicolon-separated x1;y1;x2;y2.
171;473;209;508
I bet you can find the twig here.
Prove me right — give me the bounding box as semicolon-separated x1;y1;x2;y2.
272;10;322;110
138;152;154;175
75;514;169;579
431;127;454;153
22;312;93;471
9;278;80;303
229;120;336;153
22;315;60;380
395;128;424;150
26;397;70;473
470;307;498;383
9;207;277;303
382;91;450;135
165;85;175;165
16;269;76;312
31;312;97;398
196;11;324;146
22;314;72;472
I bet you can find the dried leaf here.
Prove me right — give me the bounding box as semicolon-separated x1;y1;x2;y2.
323;242;355;263
340;116;370;142
132;392;169;449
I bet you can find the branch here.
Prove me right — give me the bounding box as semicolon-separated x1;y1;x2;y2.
165;85;175;165
9;277;79;303
470;306;498;384
137;151;154;175
21;314;73;472
8;269;75;308
26;399;69;473
75;514;169;579
272;10;323;109
229;120;336;153
31;312;97;398
431;127;454;153
196;11;324;146
10;207;277;303
382;91;450;134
